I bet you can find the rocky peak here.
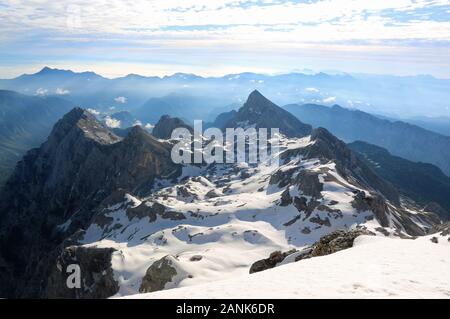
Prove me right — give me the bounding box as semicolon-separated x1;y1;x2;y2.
244;90;277;112
0;107;182;298
152;115;193;139
225;91;312;137
49;107;120;145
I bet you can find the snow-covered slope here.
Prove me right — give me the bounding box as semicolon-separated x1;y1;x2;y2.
74;131;438;297
121;236;450;299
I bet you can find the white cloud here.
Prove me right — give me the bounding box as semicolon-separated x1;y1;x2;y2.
144;123;154;130
114;96;127;104
55;87;70;95
323;96;337;104
104;116;121;128
35;88;48;96
305;87;320;93
87;108;100;116
1;1;449;44
133;120;142;126
1;1;450;78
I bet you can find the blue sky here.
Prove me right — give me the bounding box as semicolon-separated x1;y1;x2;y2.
0;0;449;78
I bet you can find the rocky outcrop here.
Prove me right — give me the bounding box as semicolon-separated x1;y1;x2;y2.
249;249;298;274
250;229;374;274
351;191;390;227
300;229;374;260
152;115;193;140
139;255;187;293
46;246;118;299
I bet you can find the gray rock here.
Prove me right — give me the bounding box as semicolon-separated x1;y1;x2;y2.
139;255;180;293
189;255;203;262
249;249;298;274
152;115;193;140
46;246;118;299
300;229;375;260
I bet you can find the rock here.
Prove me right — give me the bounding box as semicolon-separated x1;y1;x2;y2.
189;255;203;262
306;229;374;259
152;115;193;140
294;170;323;198
430;237;439;244
301;227;311;234
249;249;297;274
351;191;390;227
431;222;450;236
309;216;331;227
205;189;221;198
46;246;118;299
139;255;185;293
279;189;292;206
0;108;181;298
225;90;312;138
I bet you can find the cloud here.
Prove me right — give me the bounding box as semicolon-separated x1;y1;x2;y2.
55;87;70;95
104;116;121;128
133;120;142;126
35;88;48;96
322;96;337;104
1;1;450;77
87;108;100;116
305;87;320;93
144;123;154;130
114;96;127;104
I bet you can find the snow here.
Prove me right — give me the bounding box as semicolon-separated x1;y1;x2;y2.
121;236;450;299
77;133;436;298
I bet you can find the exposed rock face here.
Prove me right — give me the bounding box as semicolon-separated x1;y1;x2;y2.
225;90;312;138
281;128;399;205
249;249;298;274
351;191;390;227
250;229;374;274
430;222;450;237
46;246;118;299
152;115;193;140
139;255;185;293
304;229;374;259
0;108;181;298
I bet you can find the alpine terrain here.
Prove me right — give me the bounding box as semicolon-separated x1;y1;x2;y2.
0;91;447;299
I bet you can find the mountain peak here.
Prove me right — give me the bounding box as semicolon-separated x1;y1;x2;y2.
225;91;312;138
152;115;193;139
245;90;273;108
36;66;73;76
50;108;120;145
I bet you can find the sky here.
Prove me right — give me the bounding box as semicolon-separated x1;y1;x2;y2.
0;0;450;78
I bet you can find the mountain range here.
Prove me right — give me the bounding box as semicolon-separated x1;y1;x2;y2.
284;103;450;177
0;91;445;298
1;67;449;118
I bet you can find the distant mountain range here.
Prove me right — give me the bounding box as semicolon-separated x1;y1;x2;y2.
1;67;449;118
283;103;450;176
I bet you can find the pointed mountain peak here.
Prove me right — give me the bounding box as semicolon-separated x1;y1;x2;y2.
152;115;193;140
50;108;120;145
225;91;312;138
245;90;273;108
